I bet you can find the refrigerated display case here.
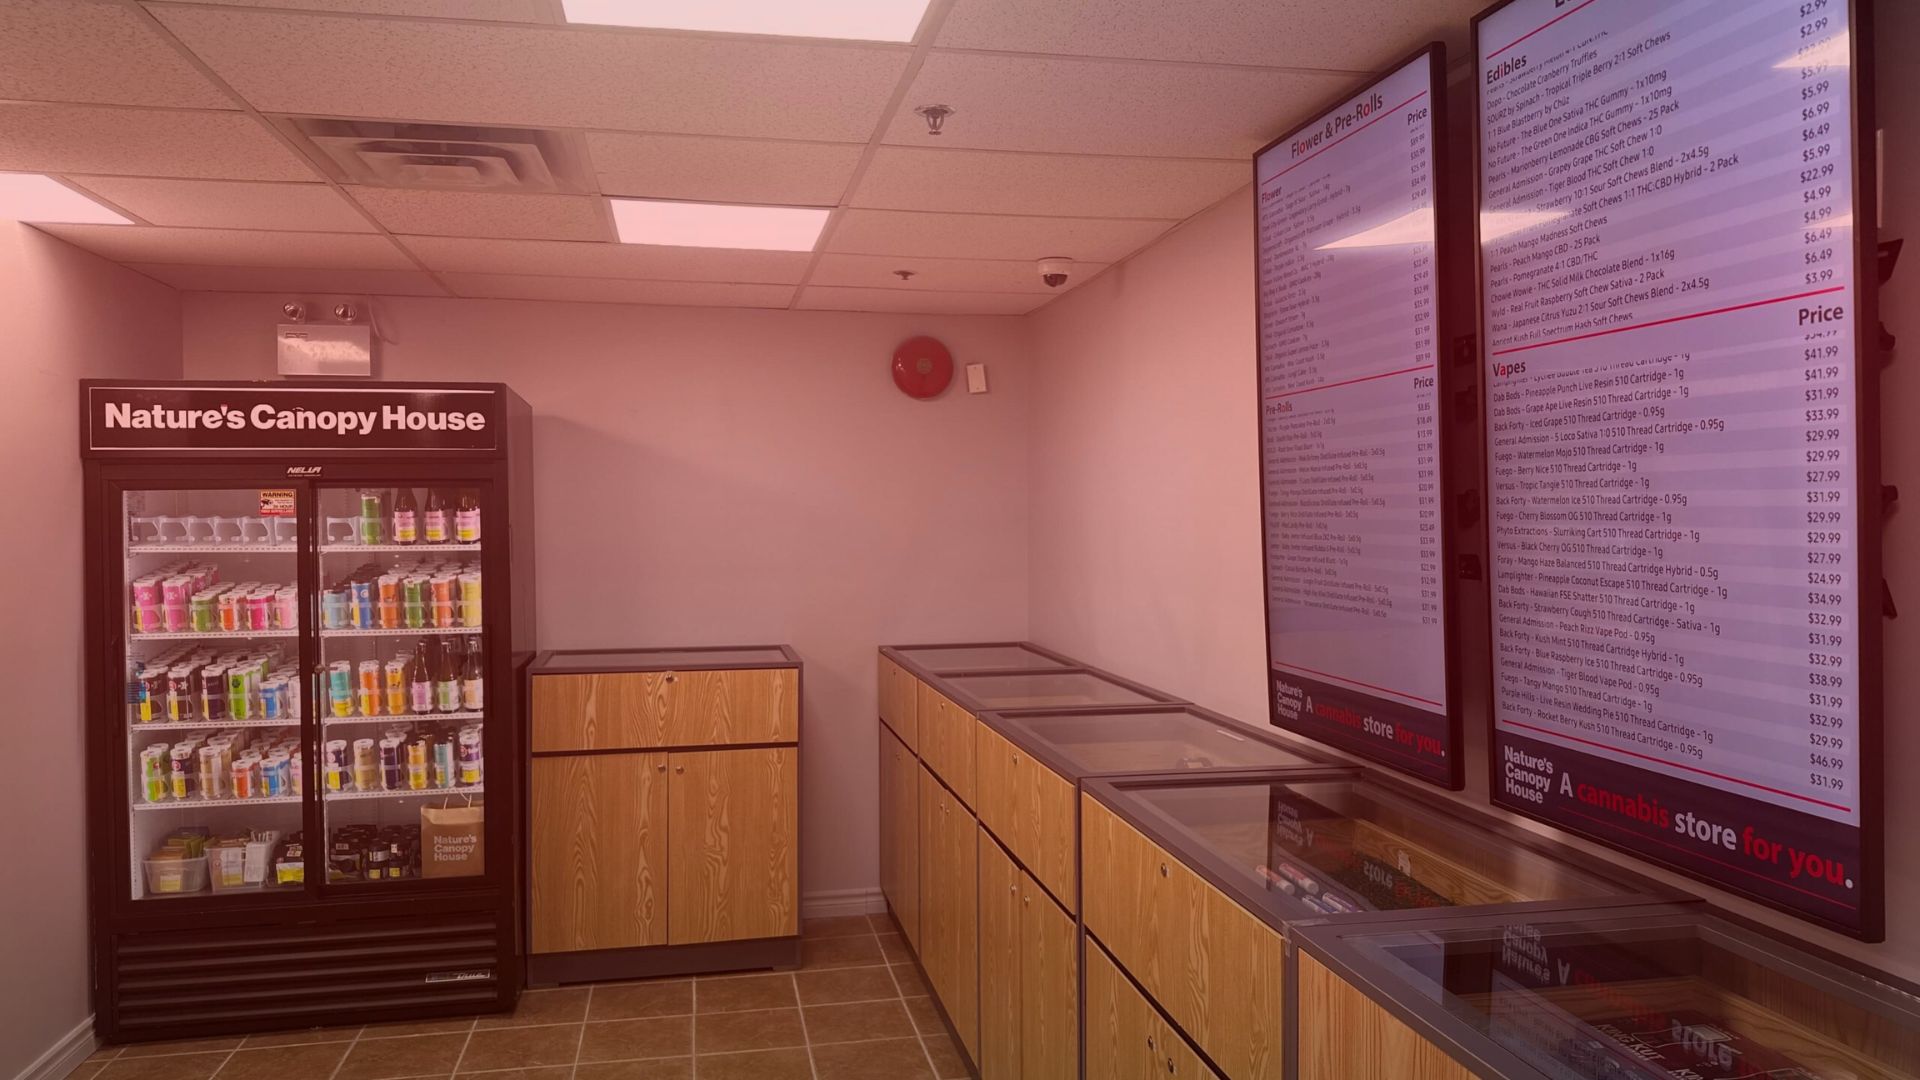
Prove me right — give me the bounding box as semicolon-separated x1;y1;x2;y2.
82;381;533;1041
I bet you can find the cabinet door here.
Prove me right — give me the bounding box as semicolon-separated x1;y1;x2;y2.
666;747;798;944
977;831;1022;1080
974;724;1024;856
880;726;920;948
1297;954;1473;1080
920;768;979;1059
879;654;918;751
917;682;976;807
531;672;669;751
1148;1006;1222;1080
664;668;799;745
530;753;667;953
1024;756;1078;915
1083;939;1155;1080
1020;879;1078;1080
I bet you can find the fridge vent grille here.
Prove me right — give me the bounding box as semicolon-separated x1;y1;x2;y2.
108;911;505;1036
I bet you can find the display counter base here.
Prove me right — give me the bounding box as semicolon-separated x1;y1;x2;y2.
527;936;800;986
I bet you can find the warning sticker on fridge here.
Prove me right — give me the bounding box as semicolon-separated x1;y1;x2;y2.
259;489;296;517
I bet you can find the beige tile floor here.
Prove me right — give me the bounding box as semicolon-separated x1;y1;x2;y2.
79;916;970;1080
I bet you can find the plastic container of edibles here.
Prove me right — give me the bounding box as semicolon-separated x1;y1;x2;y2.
144;854;209;895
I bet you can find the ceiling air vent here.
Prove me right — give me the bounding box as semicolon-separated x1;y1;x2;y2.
274;118;594;194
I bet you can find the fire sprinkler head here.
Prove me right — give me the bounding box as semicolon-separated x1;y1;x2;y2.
914;104;955;136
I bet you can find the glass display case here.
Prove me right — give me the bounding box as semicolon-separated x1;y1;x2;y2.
1082;770;1680;931
883;641;1078;675
981;704;1342;780
536;645;799;672
1292;907;1920;1079
937;668;1182;713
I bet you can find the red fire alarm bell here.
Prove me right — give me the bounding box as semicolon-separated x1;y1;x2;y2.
892;336;953;400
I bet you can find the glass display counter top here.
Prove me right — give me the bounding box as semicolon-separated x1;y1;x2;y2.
887;642;1075;673
937;668;1183;713
533;646;799;672
984;705;1340;780
1085;771;1676;932
1295;908;1920;1080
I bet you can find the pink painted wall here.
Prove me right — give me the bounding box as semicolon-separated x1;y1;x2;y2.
0;224;180;1077
181;294;1031;905
1025;3;1920;980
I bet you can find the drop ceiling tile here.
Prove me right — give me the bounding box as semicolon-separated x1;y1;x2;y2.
397;235;810;283
936;0;1480;72
853;148;1246;219
0;0;235;110
442;273;795;307
885;53;1343;158
349;188;611;241
126;263;450;295
165;0;559;21
68;178;374;232
812;253;1103;294
152;6;910;141
586;133;863;205
35;224;414;269
0;103;319;180
796;286;1045;315
826;208;1173;262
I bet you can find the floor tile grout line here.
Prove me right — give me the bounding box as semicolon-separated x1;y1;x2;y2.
794;977;819;1080
318;1021;364;1080
447;1015;479;1079
567;986;589;1080
689;977;698;1080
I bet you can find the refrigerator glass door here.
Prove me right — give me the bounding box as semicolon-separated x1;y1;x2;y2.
122;486;307;901
315;483;487;886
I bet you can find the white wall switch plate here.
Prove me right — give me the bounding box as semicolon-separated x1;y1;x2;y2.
965;363;988;394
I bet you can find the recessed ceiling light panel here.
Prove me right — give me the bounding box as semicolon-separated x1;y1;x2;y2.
610;198;830;251
562;0;932;42
0;173;130;225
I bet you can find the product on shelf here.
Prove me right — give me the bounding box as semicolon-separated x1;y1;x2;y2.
320;556;481;631
328;488;479;548
137;726;302;802
322;720;482;794
328;824;422;882
130;562;297;637
146;827;304;895
320;637;484;719
132;644;300;724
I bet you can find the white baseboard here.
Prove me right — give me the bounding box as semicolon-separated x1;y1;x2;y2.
13;1017;95;1080
800;887;887;920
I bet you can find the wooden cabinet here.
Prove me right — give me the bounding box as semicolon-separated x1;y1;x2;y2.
917;682;976;807
528;652;801;981
531;668;795;751
1297;954;1472;1080
879;654;918;751
531;672;670;752
918;766;979;1059
666;747;798;945
1085;938;1219;1080
530;752;668;953
1082;795;1286;1080
975;724;1077;913
978;833;1022;1080
976;828;1080;1080
879;725;920;948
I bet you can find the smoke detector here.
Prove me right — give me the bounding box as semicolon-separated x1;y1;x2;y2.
273;118;593;193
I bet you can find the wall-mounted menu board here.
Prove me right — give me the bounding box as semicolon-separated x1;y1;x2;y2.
1475;0;1881;937
1254;45;1460;788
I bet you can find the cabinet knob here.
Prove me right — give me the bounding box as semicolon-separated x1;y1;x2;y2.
1009;884;1016;895
674;765;685;774
1147;1035;1157;1051
1022;895;1030;906
656;763;666;772
1011;754;1019;764
1159;863;1169;878
664;673;677;684
1166;1058;1177;1074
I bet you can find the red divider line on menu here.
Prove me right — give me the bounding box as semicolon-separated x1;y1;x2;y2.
1549;803;1858;911
1274;660;1444;709
1264;363;1434;401
1504;719;1854;813
1486;0;1604;60
1262;90;1428;186
1489;286;1845;357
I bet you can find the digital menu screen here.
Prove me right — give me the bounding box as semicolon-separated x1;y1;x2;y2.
1475;0;1879;936
1254;46;1459;787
